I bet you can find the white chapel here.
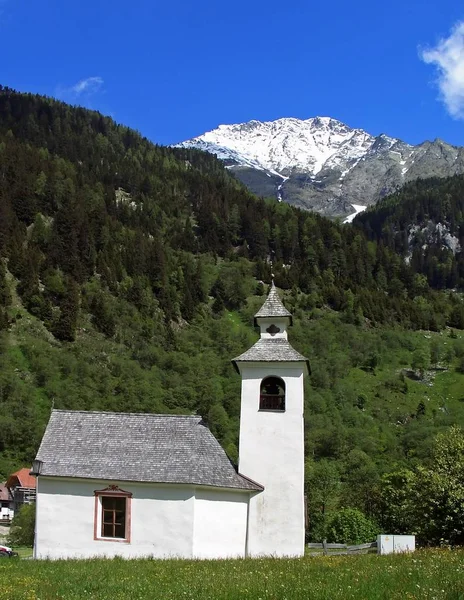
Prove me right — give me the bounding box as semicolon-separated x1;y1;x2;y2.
32;283;309;559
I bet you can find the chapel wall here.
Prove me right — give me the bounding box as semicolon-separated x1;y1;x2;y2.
35;477;195;559
192;488;249;558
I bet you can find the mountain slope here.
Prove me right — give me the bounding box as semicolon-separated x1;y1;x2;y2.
178;117;464;217
1;86;463;339
354;174;464;292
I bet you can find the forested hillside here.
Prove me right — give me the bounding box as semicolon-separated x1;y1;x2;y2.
2;86;463;332
356;175;464;291
1;86;464;544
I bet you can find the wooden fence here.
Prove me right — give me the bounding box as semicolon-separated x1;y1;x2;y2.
307;539;377;556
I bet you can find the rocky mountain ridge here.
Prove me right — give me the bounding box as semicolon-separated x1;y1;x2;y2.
177;117;464;218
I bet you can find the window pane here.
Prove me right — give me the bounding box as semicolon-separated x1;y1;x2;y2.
103;523;114;537
113;497;126;512
101;497;112;510
102;508;113;521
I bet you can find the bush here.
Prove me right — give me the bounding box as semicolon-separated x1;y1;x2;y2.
8;503;35;547
325;508;379;545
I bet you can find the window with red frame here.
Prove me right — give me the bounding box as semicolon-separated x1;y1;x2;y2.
101;496;126;538
94;486;132;543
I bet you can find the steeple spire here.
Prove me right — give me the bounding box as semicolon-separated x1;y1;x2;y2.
233;279;309;557
232;282;309;374
254;281;292;325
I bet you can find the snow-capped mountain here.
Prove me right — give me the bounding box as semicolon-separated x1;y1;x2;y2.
179;117;376;177
177;117;464;218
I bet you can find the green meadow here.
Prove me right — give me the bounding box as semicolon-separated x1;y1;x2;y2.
0;549;463;600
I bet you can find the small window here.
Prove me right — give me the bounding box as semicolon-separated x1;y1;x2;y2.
260;376;285;411
102;496;126;538
94;486;132;543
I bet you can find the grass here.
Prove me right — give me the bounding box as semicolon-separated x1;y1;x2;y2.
0;549;463;600
14;547;33;559
226;310;246;332
341;328;464;425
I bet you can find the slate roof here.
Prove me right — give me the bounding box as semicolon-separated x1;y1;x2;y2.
254;282;293;324
34;410;262;492
232;338;310;372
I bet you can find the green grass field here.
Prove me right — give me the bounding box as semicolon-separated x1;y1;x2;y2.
13;547;33;559
0;549;463;600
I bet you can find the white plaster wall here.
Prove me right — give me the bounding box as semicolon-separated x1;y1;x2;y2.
193;488;248;559
258;318;289;340
238;363;305;557
35;477;195;559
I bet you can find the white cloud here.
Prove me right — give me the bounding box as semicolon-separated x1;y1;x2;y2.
56;76;104;103
420;21;464;119
71;76;104;95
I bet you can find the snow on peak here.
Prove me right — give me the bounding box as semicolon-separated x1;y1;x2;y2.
343;204;368;224
177;116;397;177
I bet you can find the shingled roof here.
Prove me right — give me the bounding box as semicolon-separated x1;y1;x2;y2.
34;410;262;492
232;338;310;372
233;282;309;371
254;282;292;324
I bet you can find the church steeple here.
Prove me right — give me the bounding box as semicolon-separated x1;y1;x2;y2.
254;281;292;325
232;283;309;374
233;282;309;557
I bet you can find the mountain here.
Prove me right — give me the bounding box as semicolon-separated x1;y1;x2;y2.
177;117;464;218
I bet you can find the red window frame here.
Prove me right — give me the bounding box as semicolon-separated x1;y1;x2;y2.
94;485;132;543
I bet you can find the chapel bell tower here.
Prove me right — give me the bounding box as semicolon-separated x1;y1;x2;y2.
232;282;309;557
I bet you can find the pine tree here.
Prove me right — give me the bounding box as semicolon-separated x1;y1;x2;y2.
0;260;11;308
90;293;116;337
52;279;79;342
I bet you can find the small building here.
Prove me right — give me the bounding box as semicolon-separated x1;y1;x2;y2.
0;484;14;522
5;468;36;518
33;283;309;559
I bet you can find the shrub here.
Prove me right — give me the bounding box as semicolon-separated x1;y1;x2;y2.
8;503;35;547
325;508;379;545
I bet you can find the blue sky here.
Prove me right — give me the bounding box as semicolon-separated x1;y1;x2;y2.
1;1;464;146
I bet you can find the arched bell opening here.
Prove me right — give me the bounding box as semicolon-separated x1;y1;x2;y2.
259;376;285;411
